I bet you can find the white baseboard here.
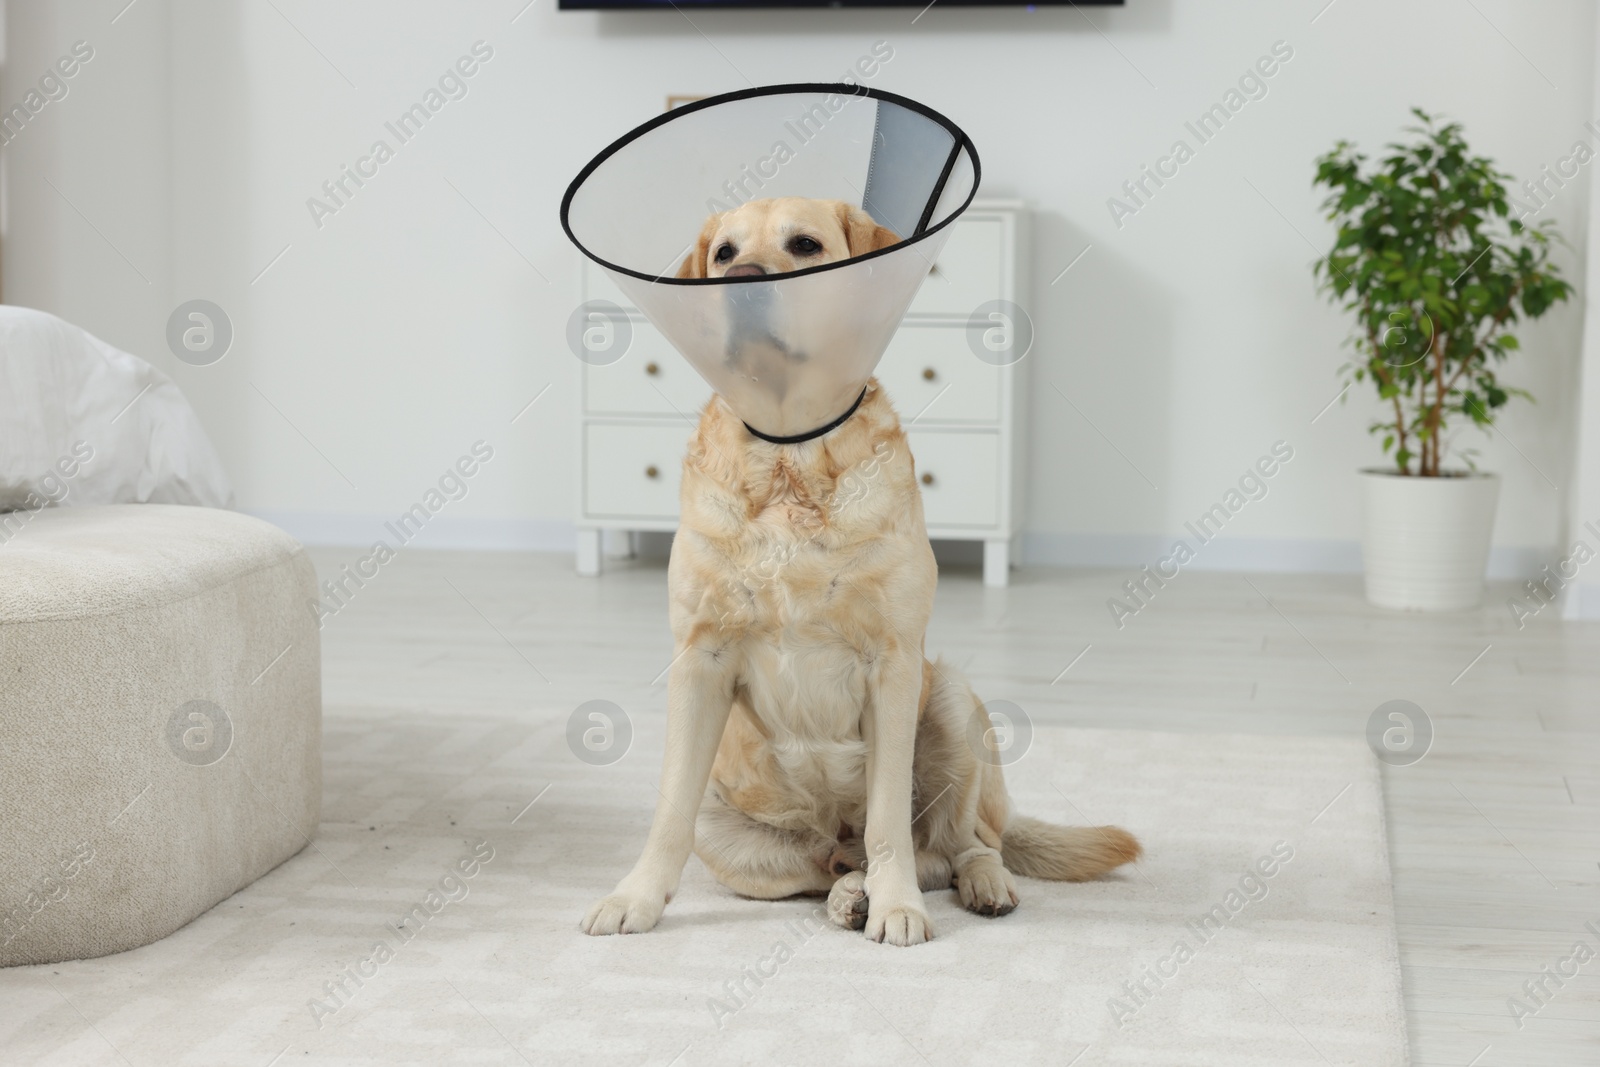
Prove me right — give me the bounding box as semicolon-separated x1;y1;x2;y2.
1020;531;1550;580
249;511;1566;588
247;510;575;553
1018;532;1355;572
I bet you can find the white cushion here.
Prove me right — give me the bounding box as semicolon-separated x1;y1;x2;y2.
0;305;234;513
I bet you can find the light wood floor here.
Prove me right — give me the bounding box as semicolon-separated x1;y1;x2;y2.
308;545;1600;1066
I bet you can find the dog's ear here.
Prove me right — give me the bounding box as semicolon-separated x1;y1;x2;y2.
676;213;723;278
837;202;900;258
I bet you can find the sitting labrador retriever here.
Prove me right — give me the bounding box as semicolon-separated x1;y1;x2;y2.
581;197;1140;945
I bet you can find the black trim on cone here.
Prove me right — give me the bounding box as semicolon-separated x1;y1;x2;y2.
915;137;965;237
560;82;982;286
742;385;869;445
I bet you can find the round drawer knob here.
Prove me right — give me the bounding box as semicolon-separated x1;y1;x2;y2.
921;472;935;486
645;465;660;479
645;362;660;376
922;367;936;381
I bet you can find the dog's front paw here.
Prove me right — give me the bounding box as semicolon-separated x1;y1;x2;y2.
865;901;933;946
580;891;665;936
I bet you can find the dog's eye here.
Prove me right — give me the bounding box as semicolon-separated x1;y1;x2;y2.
788;236;822;256
714;243;735;263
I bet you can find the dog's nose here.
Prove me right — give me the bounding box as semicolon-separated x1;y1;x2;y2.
723;263;767;278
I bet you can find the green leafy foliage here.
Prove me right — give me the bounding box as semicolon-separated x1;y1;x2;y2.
1312;109;1573;476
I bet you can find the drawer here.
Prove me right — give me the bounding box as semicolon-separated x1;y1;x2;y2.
908;217;1003;317
876;325;1000;424
585;321;714;418
905;430;999;529
584;423;692;519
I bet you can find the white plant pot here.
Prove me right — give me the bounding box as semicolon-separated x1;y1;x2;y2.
1359;470;1500;611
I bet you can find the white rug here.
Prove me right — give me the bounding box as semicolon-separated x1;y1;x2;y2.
1;714;1407;1066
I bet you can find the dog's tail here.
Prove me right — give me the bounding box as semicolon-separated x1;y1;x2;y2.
1000;815;1142;882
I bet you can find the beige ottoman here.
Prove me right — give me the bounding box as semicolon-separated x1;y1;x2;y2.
0;504;320;966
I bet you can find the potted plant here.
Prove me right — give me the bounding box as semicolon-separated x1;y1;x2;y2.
1313;109;1573;610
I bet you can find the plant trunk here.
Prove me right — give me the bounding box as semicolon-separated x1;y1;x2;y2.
1370;350;1411;476
1426;327;1448;476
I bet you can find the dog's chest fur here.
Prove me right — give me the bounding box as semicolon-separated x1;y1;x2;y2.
672;384;934;834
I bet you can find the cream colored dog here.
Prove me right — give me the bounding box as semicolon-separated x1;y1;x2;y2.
580;198;1140;946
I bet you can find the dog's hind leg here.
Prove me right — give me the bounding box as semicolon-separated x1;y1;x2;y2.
825;837;952;891
693;790;837;900
914;661;1021;917
818;846;947;932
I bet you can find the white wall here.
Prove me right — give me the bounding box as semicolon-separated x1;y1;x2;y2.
1565;6;1600;619
4;0;1596;579
2;0;171;351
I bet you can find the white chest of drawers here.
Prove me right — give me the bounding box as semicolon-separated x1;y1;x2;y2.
573;199;1031;587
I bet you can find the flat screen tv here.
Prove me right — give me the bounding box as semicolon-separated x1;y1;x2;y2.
562;0;1118;9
